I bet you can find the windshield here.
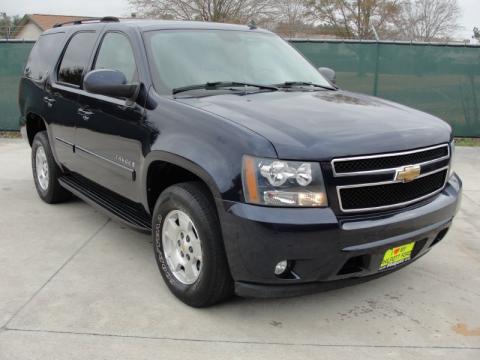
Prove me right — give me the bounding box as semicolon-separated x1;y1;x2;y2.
144;30;332;94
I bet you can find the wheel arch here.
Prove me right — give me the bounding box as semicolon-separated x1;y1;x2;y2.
142;151;223;215
25;112;48;146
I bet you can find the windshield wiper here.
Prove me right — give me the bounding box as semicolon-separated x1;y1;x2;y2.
274;81;335;90
172;81;279;95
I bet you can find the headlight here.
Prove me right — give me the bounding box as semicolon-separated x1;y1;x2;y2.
242;155;328;207
449;140;455;177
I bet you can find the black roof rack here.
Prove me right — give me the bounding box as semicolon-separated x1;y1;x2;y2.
53;16;120;28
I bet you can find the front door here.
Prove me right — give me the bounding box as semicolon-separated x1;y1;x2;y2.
74;31;146;202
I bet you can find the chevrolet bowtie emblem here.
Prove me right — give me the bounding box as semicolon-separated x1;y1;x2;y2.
395;165;421;183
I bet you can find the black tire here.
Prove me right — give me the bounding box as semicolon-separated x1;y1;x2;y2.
152;181;234;307
31;131;71;204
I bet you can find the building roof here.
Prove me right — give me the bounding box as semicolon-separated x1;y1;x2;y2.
20;14;95;31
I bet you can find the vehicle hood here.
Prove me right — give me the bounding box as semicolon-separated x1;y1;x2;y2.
176;90;452;160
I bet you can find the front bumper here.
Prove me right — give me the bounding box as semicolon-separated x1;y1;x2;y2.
217;174;462;298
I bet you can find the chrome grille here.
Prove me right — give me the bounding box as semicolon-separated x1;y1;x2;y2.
331;144;451;213
332;144;450;176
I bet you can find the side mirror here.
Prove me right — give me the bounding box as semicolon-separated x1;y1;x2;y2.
83;69;139;99
318;67;336;85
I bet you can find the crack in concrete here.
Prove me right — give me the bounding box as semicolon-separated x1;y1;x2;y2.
2;219;110;329
3;327;480;351
411;267;480;298
464;192;480;207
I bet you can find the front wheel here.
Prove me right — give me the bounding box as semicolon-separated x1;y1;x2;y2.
152;182;233;307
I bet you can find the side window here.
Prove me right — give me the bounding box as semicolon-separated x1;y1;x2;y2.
57;32;97;87
25;32;65;81
94;32;137;83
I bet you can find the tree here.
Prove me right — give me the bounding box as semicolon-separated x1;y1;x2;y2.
473;27;480;41
306;0;402;39
0;13;21;39
128;0;277;23
274;0;311;38
396;0;461;42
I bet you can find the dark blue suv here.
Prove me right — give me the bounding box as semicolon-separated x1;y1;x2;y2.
19;17;462;306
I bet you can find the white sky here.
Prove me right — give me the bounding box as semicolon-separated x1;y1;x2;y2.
1;0;479;40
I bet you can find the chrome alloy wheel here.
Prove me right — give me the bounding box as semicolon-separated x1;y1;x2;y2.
35;145;49;191
162;210;203;285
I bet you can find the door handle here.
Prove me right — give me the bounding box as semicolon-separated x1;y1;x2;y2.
43;96;55;108
77;108;94;121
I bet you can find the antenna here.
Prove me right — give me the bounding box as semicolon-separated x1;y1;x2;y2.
248;20;257;30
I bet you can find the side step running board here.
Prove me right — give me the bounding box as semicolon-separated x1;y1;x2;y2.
59;175;152;232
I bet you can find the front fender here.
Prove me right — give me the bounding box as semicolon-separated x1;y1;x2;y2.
140;150;223;213
139;93;278;212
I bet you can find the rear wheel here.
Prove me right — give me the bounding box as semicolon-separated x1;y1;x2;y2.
31;131;71;204
152;182;233;307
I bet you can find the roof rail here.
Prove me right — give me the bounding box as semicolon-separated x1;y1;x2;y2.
53;16;120;28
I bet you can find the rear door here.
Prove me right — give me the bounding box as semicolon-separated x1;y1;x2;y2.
44;30;99;169
75;30;146;201
21;31;65;154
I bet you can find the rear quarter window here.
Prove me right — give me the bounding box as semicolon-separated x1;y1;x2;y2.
57;31;98;87
25;32;66;81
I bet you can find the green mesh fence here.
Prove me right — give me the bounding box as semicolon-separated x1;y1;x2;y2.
0;41;35;130
0;39;479;136
292;40;480;137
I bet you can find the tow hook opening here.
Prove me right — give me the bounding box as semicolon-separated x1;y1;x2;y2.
431;227;450;247
337;255;367;276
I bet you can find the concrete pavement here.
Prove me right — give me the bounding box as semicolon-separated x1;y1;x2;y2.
0;138;479;359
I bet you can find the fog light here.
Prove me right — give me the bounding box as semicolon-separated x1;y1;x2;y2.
274;260;288;275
